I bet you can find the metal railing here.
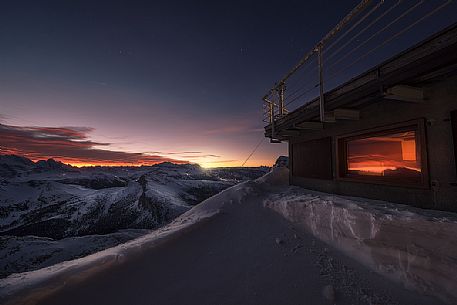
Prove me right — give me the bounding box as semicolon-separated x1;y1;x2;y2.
262;0;453;131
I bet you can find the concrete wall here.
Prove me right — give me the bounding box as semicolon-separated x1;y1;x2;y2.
289;77;457;212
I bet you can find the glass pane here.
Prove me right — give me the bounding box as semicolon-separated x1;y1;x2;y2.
346;130;421;180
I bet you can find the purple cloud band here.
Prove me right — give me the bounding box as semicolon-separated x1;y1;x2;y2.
0;123;188;165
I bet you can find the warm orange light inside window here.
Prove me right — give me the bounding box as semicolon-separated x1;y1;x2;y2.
401;140;416;161
346;130;421;179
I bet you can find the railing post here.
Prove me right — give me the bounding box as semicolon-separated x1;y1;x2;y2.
271;102;276;139
317;44;325;122
263;99;273;124
264;98;275;138
278;82;285;117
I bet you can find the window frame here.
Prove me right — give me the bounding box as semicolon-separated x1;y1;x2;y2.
451;110;457;176
336;119;429;189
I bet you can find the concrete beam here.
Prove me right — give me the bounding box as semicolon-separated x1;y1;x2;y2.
384;85;424;103
294;122;324;130
270;138;282;143
325;108;360;122
278;129;301;136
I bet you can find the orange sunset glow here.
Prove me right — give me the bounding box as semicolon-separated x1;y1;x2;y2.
0;123;279;168
346;130;421;177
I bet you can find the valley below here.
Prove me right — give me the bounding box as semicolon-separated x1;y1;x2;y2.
0;155;269;277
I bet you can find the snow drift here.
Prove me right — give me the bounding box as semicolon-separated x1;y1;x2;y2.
264;187;457;304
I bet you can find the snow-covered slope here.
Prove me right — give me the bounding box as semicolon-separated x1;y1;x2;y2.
1;167;449;305
0;230;149;278
0;172;265;304
0;155;269;277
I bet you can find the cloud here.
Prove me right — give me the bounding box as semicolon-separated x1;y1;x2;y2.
144;151;203;155
0;114;9;123
182;154;220;159
203;159;238;164
143;151;221;158
0;123;188;166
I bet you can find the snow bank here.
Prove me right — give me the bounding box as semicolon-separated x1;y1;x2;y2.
0;179;256;304
264;187;457;304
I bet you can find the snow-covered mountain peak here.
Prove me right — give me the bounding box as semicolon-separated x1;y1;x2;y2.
0;154;270;277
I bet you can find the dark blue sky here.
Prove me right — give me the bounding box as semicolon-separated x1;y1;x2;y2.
0;0;455;166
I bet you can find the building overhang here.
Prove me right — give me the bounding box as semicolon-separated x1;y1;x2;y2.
265;23;457;141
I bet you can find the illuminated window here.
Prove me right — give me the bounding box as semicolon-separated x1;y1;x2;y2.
339;123;427;186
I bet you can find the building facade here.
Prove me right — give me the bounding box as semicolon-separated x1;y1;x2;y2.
265;24;457;212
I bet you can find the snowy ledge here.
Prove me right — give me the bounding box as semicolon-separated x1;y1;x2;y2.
0;176;262;305
264;186;457;304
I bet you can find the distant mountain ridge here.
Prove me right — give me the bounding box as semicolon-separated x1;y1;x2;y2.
0;155;75;178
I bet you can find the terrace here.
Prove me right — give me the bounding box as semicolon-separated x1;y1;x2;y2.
263;0;457;142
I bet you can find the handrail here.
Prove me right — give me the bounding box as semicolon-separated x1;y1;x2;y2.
262;0;374;100
262;0;453;140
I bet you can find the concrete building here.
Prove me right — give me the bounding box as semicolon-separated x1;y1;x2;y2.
264;24;457;212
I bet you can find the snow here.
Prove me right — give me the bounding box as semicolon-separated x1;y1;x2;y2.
0;178;257;302
0;164;454;304
0;155;269;278
0;230;149;278
264;185;457;304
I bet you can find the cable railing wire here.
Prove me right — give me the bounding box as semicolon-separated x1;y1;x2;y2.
325;0;425;75
326;0;451;85
285;83;320;107
241;137;266;167
281;1;383;101
283;1;392;105
323;0;386;57
287;0;433;108
323;0;404;67
262;0;453;126
263;0;373;99
282;55;319;98
284;73;318;101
